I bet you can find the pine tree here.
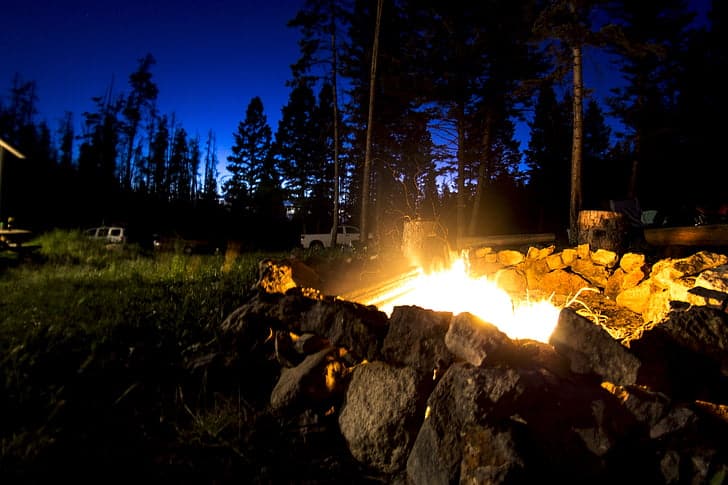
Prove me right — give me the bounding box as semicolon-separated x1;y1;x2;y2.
310;83;336;229
201;130;219;203
525;84;571;233
532;0;617;242
121;54;159;191
54;111;78;226
58;111;74;170
78;90;123;223
148;115;170;199
581;99;613;208
273;83;317;227
189;135;201;202
344;0;444;242
462;0;543;236
288;0;350;242
168;127;190;202
6;74;38;136
672;0;727;209
604;0;694;208
224;97;272;212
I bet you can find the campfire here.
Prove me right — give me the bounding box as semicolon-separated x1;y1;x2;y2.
225;248;728;483
350;255;562;343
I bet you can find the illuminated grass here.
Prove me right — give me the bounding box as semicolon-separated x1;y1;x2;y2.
0;229;292;478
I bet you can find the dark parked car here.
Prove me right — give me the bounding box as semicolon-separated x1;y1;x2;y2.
152;232;225;254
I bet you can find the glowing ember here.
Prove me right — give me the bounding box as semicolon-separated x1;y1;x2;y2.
368;257;561;343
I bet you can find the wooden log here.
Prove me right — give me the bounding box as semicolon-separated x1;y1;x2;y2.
577;210;627;252
644;224;728;247
457;233;556;250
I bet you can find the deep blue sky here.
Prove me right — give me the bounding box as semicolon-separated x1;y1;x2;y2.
1;0;305;167
1;0;711;176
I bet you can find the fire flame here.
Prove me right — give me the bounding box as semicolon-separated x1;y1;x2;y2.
369;257;561;343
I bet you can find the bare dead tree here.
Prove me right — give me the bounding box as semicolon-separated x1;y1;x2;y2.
570;40;584;244
330;2;341;247
360;0;383;250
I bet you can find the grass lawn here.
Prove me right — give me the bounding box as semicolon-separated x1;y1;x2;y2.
0;229;305;483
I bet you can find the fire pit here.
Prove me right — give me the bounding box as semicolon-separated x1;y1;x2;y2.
207;245;728;483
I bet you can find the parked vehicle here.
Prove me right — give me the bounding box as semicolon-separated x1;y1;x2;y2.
152;232;225;254
300;225;363;249
84;226;127;244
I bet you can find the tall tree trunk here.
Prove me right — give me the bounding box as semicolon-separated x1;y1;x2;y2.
468;115;492;236
360;0;383;249
330;6;340;247
569;43;584;244
124;124;137;191
456;106;466;249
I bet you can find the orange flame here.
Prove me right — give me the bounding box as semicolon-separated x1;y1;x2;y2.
369;257;561;343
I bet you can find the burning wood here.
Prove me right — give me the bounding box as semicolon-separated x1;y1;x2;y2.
345;256;563;343
339;267;422;310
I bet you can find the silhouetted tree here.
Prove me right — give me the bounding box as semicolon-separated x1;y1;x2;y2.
147;114;170;199
604;0;694;209
5;74;38;136
462;0;543;236
310;83;336;229
58;111;74;170
121;54;159;191
358;0;382;249
525;84;571;233
0;76;38;223
168;127;190;202
369;1;541;243
189;135;201;201
273;83;318;229
201;130;219;203
669;0;725;211
224;97;272;212
581;98;613;208
533;0;609;242
78;89;123;224
52;111;79;226
288;0;350;242
344;0;443;244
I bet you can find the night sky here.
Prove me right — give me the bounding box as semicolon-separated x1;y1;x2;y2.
2;0;304;166
1;0;712;173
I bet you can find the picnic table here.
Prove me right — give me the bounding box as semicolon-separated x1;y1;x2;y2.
0;228;39;254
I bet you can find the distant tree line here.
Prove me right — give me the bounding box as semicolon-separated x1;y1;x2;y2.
0;0;724;251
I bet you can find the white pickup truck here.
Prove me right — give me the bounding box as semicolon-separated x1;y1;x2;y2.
300;225;362;249
84;226;127;244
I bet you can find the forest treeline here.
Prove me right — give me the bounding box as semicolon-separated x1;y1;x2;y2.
0;0;724;251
